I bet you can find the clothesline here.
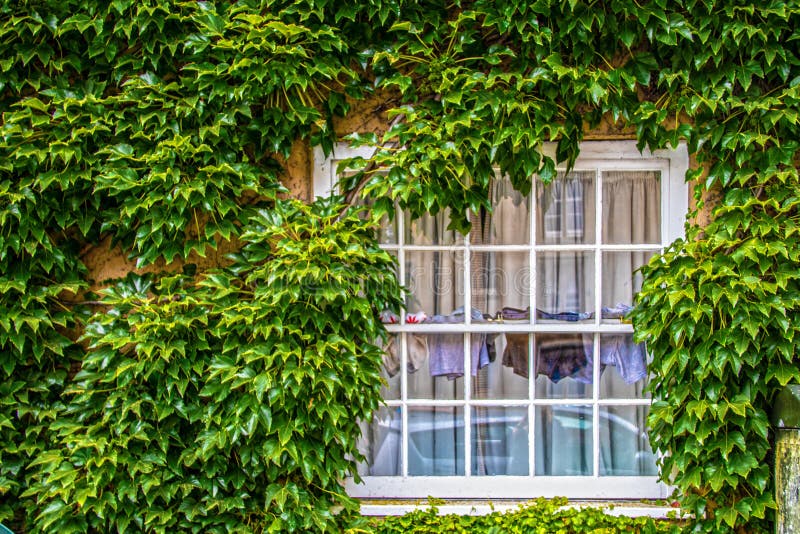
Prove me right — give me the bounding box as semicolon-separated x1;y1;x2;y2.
380;303;635;325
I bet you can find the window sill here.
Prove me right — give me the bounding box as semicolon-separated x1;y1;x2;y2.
358;499;681;518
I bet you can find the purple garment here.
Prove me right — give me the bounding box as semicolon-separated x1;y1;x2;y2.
500;307;595;321
536;334;593;383
538;309;594;321
502;333;646;385
601;303;634;319
599;335;647;384
502;334;593;383
426;308;490;379
501;307;530;320
502;333;529;378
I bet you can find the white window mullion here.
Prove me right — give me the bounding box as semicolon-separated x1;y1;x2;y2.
528;244;663;253
530;176;537;326
390;245;468;252
385;323;634;334
528;333;536;477
397;208;408;477
462;244;535;252
529;179;537;478
592;334;601;478
464;236;472;325
400;333;409;477
594;168;603;327
398;398;651;407
464;333;472;477
397;206;406;325
404;399;473;407
597;398;654;406
463;228;472;476
592;167;603;479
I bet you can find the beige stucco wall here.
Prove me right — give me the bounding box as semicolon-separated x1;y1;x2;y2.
82;134;318;284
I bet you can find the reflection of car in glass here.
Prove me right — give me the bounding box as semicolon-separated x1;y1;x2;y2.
538;406;658;476
367;406;657;477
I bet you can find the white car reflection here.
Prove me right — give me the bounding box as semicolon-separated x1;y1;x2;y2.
367;406;657;477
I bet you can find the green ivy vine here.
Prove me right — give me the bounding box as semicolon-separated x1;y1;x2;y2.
22;199;402;533
0;0;798;532
366;498;683;533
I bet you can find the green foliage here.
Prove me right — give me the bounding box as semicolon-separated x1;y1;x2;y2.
0;0;397;529
341;0;690;232
0;251;86;529
365;498;682;533
24;198;402;533
342;1;800;531
1;0;799;531
626;3;800;530
0;0;360;266
632;169;800;532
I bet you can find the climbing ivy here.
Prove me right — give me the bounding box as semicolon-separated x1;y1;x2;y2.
346;3;800;531
367;498;683;533
0;1;401;530
632;173;800;532
23;199;402;532
0;0;799;532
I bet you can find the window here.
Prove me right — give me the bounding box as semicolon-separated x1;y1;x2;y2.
315;141;688;499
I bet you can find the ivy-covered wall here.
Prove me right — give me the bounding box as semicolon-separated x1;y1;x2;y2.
1;1;799;533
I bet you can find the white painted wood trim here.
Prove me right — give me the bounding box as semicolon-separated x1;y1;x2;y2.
358;501;682;519
314;141;688;196
312;144;375;198
345;476;670;499
379;401;653;410
384;323;634;333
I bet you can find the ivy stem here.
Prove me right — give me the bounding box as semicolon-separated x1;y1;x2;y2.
338;112;406;219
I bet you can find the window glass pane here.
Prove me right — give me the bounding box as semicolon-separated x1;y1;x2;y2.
474;334;529;400
471;251;530;317
536;171;596;244
363;200;398;245
599;334;650;399
534;334;593;399
407;334;464;400
599;405;657;476
358;406;402;476
471;176;530;245
601;251;655;313
377;334;402;400
405;209;463;245
536;251;594;320
405;250;464;316
408;407;464;476
602;171;661;245
377;211;397;244
535;405;593;475
472;406;529;476
378;251;401;319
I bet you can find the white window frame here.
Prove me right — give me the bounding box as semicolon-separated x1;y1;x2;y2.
314;140;688;500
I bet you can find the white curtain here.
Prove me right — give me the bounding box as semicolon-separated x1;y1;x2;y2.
359;171;660;478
